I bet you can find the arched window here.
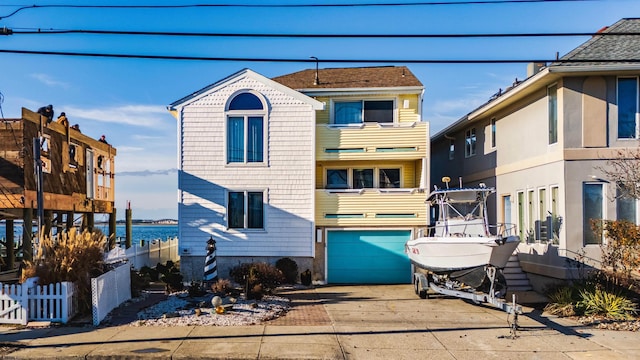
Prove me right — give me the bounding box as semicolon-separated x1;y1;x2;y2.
226;91;266;164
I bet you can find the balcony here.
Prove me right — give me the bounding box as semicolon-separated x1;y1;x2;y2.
316;122;428;161
315;188;427;227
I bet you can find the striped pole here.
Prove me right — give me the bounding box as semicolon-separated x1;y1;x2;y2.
203;237;218;283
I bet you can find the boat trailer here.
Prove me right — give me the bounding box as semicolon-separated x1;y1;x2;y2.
413;269;522;337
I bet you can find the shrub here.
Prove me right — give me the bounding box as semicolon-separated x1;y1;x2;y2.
544;285;579;317
229;262;284;300
577;287;637;319
211;278;233;295
21;228;107;315
139;265;159;281
300;269;312;286
187;281;206;297
157;260;183;293
275;257;298;284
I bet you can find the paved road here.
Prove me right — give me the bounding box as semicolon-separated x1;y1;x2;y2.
1;284;639;359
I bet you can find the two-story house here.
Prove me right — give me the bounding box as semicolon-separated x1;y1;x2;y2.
273;66;429;284
431;18;640;291
168;69;323;282
170;66;429;284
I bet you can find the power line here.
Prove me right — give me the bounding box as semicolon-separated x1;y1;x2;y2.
9;28;634;38
0;48;635;63
0;0;597;20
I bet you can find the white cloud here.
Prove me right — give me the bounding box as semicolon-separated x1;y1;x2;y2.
63;104;169;128
30;73;70;89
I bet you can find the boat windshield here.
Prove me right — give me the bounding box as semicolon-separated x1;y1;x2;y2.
444;200;483;220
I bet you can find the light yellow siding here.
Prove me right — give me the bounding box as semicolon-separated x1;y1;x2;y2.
314;94;421;125
315;122;428;161
315;189;427;226
398;94;421;123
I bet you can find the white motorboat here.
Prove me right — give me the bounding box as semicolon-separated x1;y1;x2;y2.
405;184;520;296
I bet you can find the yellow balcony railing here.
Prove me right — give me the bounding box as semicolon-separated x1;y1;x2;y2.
315;188;428;227
316;122;428;161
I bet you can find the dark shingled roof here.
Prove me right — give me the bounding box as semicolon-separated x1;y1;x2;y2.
556;18;640;66
272;66;423;90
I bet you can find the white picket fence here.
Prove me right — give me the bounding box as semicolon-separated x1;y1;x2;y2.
91;263;131;326
0;277;77;325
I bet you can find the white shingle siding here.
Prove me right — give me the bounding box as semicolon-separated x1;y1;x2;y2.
177;74;316;257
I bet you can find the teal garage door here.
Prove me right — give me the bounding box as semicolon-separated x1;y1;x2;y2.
327;230;412;284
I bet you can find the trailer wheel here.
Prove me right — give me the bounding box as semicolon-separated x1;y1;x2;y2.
414;275;428;299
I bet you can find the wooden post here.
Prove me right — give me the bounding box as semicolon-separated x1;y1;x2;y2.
44;210;53;239
5;220;14;270
22;207;33;262
108;208;116;249
125;207;132;249
65;211;74;231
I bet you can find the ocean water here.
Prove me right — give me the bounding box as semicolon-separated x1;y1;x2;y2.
0;224;178;245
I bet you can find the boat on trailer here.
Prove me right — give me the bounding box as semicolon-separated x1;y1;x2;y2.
405;183;522;325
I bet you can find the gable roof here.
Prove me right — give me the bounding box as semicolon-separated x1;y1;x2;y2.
272;66;423;91
556;18;640;67
168;68;324;112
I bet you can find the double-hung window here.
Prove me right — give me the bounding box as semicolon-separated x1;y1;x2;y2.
228;190;264;229
334;100;394;124
617;77;639;139
465;128;476;157
226;92;265;164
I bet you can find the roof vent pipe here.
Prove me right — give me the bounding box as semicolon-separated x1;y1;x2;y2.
527;62;546;78
310;56;320;85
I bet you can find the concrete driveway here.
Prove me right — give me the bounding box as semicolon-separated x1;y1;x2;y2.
1;284;638;359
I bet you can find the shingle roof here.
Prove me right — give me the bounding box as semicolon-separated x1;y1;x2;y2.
556;18;640;66
272;66;423;90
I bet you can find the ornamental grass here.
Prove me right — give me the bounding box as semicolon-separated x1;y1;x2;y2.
21;228;107;315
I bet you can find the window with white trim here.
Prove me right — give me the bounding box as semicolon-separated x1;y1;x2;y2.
226;92;265;164
465;128;476;157
548;84;558;144
333;99;394;124
617;77;639;139
228;190;264;229
326;167;401;189
583;183;604;245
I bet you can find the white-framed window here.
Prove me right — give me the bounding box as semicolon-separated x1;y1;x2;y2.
548;84;558;144
325;167;401;189
227;190;265;229
517;191;525;241
465;128;476;157
332;99;395;124
226;92;266;164
583;182;605;245
617;77;639;139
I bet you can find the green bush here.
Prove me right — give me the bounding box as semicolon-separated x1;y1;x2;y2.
229;262;284;300
577;288;637;319
130;269;151;298
275;257;298;284
544;285;580;317
157;261;183;293
139;265;159;281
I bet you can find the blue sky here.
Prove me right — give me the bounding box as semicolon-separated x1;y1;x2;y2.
1;0;639;220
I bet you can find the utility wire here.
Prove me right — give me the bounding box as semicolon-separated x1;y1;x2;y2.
0;0;597;20
0;48;635;63
8;28;634;38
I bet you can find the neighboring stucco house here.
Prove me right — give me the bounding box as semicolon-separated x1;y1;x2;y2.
168;69;323;282
431;18;640;291
273;66;429;284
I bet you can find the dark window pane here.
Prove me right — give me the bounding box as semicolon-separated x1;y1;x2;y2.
549;85;558;144
247;192;264;229
227;117;244;163
617;186;636;222
364;101;393;123
583;183;603;245
247;117;263;162
618;78;637;139
334;102;362;124
229;93;263;110
326;169;348;189
228;192;245;228
352;169;373;189
379;169;400;188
